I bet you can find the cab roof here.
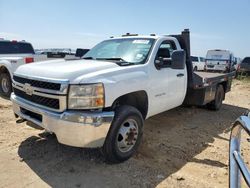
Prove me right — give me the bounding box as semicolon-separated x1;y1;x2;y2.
108;34;177;40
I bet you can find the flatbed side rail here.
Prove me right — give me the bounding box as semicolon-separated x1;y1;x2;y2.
230;112;250;188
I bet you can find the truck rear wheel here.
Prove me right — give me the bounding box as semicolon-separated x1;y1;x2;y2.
102;105;144;163
0;73;12;98
207;85;224;111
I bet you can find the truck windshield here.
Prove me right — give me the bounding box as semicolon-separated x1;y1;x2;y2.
83;38;155;65
0;41;35;54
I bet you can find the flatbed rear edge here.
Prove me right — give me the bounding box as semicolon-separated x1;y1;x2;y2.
183;71;235;106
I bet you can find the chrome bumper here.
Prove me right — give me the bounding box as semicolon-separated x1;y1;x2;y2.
11;93;114;148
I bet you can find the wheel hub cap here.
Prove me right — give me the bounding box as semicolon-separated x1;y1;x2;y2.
117;119;138;153
1;78;9;93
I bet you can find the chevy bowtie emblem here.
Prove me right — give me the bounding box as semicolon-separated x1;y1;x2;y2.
23;83;33;95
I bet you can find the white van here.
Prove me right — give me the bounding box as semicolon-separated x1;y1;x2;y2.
205;49;234;72
191;56;205;71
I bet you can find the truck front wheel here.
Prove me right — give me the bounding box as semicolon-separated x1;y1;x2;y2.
207;85;224;111
0;73;12;98
102;105;144;163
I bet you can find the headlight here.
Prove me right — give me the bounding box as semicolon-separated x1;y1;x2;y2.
68;83;104;109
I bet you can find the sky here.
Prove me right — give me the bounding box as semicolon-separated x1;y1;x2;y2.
0;0;249;58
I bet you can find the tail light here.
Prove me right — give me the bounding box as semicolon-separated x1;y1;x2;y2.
25;57;34;64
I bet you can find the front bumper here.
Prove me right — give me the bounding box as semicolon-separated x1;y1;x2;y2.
11;93;114;148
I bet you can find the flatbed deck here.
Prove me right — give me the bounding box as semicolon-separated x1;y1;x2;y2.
193;71;235;88
184;71;235;106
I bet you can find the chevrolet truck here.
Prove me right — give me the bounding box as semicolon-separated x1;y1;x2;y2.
11;29;235;163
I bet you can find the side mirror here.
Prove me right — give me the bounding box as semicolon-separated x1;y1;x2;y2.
155;57;164;69
75;48;89;58
155;57;172;70
171;50;186;69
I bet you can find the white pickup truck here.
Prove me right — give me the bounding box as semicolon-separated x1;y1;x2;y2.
0;39;35;97
11;29;235;163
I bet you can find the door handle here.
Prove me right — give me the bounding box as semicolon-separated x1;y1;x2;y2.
177;73;184;77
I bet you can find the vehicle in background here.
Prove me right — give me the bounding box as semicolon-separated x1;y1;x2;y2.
0;39;35;97
11;29;235;163
191;56;205;71
205;49;235;72
63;48;90;61
233;57;242;71
75;48;89;58
47;51;66;58
237;57;250;75
229;111;250;188
46;48;89;58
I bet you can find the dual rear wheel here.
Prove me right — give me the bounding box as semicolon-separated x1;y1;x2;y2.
207;84;224;111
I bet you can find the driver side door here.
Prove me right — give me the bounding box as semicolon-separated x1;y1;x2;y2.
149;40;187;116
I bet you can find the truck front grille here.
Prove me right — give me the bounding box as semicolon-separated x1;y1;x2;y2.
13;88;60;110
13;75;61;91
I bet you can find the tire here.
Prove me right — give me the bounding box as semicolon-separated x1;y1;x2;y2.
207;85;224;111
102;105;144;163
0;73;12;98
194;66;198;71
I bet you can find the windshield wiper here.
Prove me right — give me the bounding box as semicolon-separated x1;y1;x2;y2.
82;56;95;59
96;57;136;66
96;57;126;62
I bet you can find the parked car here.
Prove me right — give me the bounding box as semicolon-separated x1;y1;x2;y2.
238;57;250;75
191;56;205;71
205;49;235;72
229;110;250;187
11;29;235;163
0;39;35;97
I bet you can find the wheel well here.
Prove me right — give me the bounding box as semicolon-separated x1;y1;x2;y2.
112;91;148;119
0;66;10;76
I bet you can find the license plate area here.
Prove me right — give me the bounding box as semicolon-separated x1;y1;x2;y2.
207;65;214;68
20;107;43;122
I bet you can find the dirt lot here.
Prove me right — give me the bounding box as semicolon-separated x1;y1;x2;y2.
0;79;249;188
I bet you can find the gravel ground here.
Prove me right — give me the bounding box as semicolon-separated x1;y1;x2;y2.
0;79;249;188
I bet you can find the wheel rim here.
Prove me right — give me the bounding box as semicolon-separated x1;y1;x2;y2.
116;119;139;153
1;78;10;93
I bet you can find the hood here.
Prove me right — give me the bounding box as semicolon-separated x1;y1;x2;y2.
15;59;120;83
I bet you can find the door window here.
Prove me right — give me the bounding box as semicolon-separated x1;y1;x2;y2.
155;40;176;68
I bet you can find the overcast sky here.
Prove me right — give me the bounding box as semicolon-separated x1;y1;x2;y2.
0;0;249;58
